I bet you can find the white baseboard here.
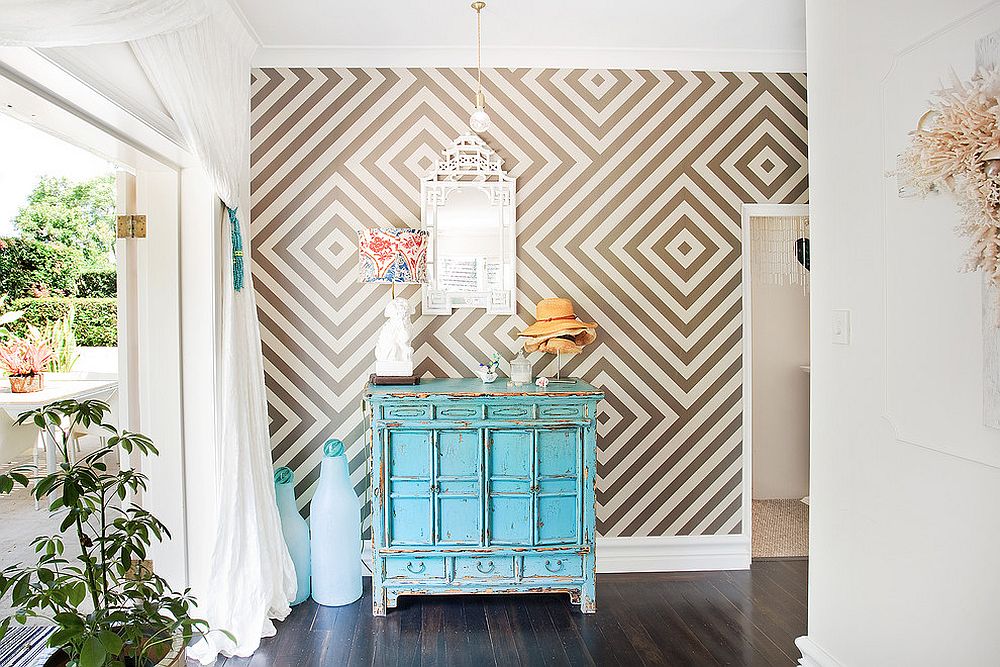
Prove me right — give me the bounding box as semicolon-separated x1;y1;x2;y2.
597;534;750;573
361;534;751;575
795;637;842;667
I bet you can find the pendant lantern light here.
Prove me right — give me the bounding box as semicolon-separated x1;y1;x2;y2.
469;1;491;133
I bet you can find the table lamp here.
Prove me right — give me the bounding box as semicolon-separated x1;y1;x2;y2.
358;228;428;385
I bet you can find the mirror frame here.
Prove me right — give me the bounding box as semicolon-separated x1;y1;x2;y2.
420;134;516;315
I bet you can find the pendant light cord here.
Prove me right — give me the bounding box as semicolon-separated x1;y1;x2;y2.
476;5;482;102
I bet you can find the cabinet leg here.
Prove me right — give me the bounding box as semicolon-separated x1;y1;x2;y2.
580;591;597;614
373;589;387;617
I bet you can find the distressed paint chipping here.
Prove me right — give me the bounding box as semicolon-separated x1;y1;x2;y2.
367;379;602;615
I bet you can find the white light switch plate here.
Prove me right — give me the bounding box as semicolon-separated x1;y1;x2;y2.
832;309;851;345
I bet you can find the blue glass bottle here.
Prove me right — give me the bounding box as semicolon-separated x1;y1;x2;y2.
274;466;310;606
310;438;363;606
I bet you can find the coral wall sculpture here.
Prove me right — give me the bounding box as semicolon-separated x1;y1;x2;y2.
902;67;1000;296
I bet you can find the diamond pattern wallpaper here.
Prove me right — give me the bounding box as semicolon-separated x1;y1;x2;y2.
250;67;808;537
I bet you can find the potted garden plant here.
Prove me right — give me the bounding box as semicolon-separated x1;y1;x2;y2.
0;330;52;393
0;399;230;666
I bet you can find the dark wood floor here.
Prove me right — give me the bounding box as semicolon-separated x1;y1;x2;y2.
216;560;807;666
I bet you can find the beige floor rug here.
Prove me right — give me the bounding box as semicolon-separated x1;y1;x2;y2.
752;498;809;559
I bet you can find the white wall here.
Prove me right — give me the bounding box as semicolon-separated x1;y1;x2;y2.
752;274;809;500
803;1;1000;665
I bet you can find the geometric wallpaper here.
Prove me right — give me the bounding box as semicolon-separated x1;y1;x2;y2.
249;67;807;537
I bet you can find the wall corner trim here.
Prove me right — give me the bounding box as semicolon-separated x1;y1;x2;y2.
795;636;843;667
595;534;751;573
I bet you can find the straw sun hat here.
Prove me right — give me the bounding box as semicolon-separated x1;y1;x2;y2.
517;298;597;355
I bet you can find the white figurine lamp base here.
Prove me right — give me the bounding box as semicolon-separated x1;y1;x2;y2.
358;227;428;385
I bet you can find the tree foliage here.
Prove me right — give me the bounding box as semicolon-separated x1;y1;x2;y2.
0;236;83;299
13;175;116;269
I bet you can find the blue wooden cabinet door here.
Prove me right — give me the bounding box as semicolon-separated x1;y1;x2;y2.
487;429;532;544
387;430;432;546
535;428;581;545
434;430;481;544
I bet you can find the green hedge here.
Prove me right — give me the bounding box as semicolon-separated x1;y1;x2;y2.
77;269;117;298
10;297;117;347
0;237;84;299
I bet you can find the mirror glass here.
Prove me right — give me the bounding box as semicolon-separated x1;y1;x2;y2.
435;186;503;294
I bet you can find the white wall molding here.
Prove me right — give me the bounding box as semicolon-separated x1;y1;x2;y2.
362;535;750;575
795;637;843;667
252;45;807;73
596;535;750;573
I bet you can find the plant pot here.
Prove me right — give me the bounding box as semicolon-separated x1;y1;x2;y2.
43;642;185;667
9;373;43;393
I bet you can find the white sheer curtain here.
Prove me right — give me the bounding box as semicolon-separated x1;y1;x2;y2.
0;1;296;663
131;6;296;663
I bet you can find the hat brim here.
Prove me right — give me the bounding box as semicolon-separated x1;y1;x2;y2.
522;328;596;354
519;318;597;338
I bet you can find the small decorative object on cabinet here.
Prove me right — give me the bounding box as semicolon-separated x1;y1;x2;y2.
365;378;603;615
509;351;532;385
310;438;363;606
475;352;501;383
273;467;310;605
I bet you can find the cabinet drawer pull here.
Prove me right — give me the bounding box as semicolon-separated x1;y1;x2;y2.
430;483;439;493
544;559;564;573
476;561;495;574
530;484;539;493
406;561;426;574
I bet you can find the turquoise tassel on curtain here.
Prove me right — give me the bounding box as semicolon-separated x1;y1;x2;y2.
227;206;244;291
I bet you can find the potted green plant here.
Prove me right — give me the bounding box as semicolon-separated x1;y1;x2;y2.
0;399;229;666
0;332;52;393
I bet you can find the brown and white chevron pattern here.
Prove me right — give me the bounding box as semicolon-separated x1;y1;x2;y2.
250;68;807;538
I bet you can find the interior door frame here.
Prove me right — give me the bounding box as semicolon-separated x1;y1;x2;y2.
0;49;221;595
740;202;810;550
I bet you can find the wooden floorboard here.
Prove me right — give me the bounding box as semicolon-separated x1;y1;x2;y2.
213;560;807;667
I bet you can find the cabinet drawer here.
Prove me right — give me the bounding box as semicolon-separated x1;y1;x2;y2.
487;404;534;419
436;404;483;419
383;556;446;580
538;404;586;419
383;403;432;420
454;555;515;580
522;554;584;579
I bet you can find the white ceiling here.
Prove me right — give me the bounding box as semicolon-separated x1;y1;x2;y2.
232;0;807;72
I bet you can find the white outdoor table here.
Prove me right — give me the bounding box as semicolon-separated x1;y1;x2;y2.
0;379;118;474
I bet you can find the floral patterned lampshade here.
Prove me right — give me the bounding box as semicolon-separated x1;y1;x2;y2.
357;228;429;284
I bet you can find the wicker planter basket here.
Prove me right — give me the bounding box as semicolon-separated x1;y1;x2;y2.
43;641;185;667
8;373;43;393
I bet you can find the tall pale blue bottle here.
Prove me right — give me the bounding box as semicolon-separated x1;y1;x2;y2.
273;467;310;605
310;438;363;606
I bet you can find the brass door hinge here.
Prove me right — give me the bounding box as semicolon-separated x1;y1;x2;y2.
117;214;147;239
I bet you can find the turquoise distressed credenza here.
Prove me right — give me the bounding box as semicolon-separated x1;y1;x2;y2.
364;378;603;615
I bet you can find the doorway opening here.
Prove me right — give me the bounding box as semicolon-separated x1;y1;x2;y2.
0;111;128;614
742;203;810;560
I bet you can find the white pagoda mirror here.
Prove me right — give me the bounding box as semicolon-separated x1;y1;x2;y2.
421;134;516;315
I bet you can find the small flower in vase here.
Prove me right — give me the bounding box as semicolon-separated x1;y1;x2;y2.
475;352;502;383
535;376;550;390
